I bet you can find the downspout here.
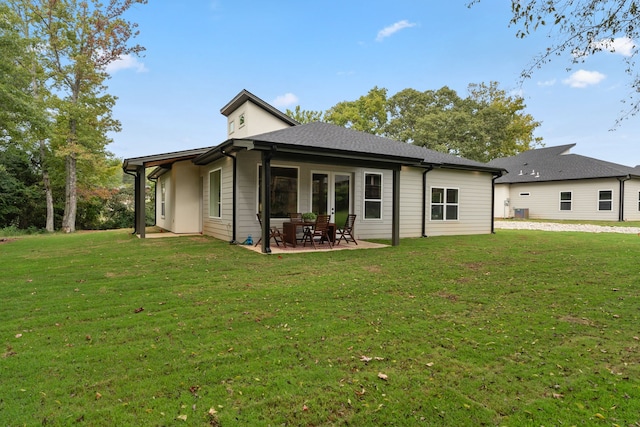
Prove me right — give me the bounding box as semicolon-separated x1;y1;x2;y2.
618;176;629;222
491;172;502;234
421;166;434;237
221;150;238;243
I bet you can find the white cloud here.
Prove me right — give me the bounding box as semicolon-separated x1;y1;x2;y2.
105;54;148;74
573;37;636;58
271;93;299;108
562;70;606;88
376;20;416;42
537;79;557;87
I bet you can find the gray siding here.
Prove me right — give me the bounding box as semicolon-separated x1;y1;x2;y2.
508;179;620;221
425;169;493;236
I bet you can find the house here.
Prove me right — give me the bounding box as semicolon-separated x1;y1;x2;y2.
488;144;640;221
123;90;504;253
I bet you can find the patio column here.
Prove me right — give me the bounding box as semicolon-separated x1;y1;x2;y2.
135;165;146;238
260;150;272;254
392;167;400;246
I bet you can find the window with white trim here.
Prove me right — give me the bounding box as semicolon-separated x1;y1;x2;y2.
431;187;459;220
598;190;613;211
229;120;235;134
209;169;222;218
364;172;382;219
560;191;572;211
258;166;298;218
638;191;640;211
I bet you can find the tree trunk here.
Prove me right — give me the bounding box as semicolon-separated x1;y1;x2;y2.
38;140;55;232
61;152;77;233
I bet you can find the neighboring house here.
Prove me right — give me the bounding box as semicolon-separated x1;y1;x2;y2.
489;144;640;221
123;90;504;253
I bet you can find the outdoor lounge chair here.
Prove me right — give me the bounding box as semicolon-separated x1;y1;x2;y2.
336;214;357;245
255;214;285;247
302;214;333;249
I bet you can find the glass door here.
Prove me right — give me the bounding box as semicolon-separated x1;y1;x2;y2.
312;172;351;224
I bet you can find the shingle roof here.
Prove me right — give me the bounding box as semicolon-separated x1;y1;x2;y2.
488;144;640;183
248;122;497;170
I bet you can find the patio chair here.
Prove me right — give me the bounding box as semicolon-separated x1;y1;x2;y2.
255;214;286;247
336;214;357;245
302;214;333;249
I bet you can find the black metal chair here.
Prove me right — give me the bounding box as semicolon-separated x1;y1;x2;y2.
336;214;357;245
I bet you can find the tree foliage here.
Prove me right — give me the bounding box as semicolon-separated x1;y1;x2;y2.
324;86;389;134
321;84;542;162
469;0;640;121
0;0;146;231
285;105;324;124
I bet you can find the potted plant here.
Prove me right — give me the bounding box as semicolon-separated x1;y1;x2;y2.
302;212;317;222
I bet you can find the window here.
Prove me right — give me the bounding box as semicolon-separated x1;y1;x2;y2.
239;113;245;127
560;191;572;211
229;120;235;134
160;181;166;218
364;172;382;219
431;187;459;220
519;192;530;197
209;169;221;218
258;166;298;218
638;191;640;211
598;190;612;211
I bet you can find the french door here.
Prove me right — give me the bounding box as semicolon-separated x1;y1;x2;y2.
311;172;351;225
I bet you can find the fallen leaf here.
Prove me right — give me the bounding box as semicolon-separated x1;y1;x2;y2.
15;333;22;339
360;355;372;362
95;392;102;400
552;393;564;399
134;307;144;313
208;407;217;415
354;388;366;396
176;414;187;421
377;372;388;381
594;413;605;420
426;362;434;367
302;405;308;411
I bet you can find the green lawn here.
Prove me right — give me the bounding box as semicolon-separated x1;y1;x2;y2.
1;230;639;426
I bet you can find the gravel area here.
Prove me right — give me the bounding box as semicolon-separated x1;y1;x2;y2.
495;221;640;234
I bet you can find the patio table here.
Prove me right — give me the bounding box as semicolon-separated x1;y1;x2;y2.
282;221;336;247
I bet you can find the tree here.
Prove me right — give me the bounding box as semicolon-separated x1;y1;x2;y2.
324;86;389;134
385;86;466;154
285;105;324;124
0;3;41;140
463;82;542;162
324;84;541;162
469;0;640;121
384;83;542;162
27;0;146;232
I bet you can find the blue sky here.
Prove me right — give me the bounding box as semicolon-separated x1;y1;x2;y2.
106;1;640;166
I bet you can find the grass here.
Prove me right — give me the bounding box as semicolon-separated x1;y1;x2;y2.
1;230;639;426
496;218;640;228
